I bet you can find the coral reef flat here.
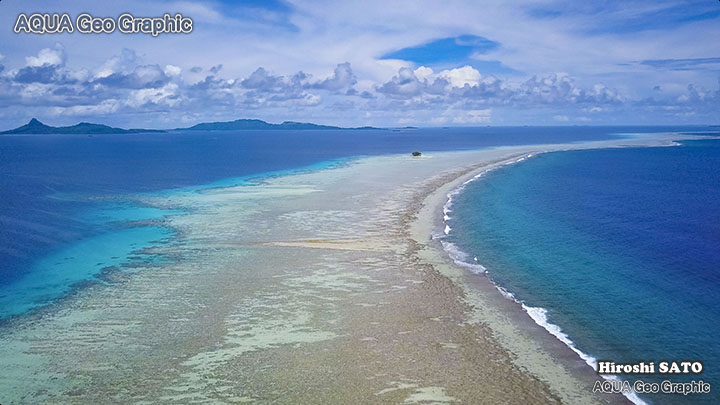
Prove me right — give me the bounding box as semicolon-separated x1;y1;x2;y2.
0;133;705;404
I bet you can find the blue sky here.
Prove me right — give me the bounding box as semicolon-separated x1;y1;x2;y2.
0;0;718;128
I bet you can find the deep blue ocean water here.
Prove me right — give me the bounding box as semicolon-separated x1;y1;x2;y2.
2;126;659;318
0;126;716;397
446;139;720;404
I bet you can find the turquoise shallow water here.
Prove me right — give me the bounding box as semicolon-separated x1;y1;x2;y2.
6;126;662;321
0;126;715;363
446;140;720;404
0;225;174;318
0;197;182;319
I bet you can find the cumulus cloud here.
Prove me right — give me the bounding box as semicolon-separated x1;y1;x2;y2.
0;0;717;127
438;66;482;87
11;44;78;85
241;67;286;91
678;82;719;103
238;67;312;105
374;65;624;108
519;73;577;102
312;62;357;92
413;66;434;81
186;74;237;106
164;65;182;77
25;44;65;67
376;67;423;98
0;45;717;126
95;48;137;79
126;83;181;108
517;74;624;105
14;65;65;84
95;65;170;89
238;64;359;106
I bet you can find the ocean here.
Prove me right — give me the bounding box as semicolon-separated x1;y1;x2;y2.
445;138;720;404
0;126;716;403
2;125;654;320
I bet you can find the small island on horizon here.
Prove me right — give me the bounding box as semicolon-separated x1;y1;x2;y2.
0;118;382;135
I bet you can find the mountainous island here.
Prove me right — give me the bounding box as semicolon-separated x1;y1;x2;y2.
0;118;164;135
1;118;380;134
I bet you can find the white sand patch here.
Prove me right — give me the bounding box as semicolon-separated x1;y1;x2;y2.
404;386;457;404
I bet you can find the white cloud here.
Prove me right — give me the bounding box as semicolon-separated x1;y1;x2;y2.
25;44;65;67
298;93;322;106
376;67;423;97
53;100;121;116
164;65;182;77
95;49;138;79
312;62;356;92
0;0;718;129
126;83;181;108
438;66;482;88
414;66;434;81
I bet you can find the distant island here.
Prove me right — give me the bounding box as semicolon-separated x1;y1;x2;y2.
181;119;340;131
0;118;164;135
1;118;381;135
178;118;379;131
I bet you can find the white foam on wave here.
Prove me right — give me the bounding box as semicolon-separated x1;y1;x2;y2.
439;153;536;273
443;199;452;221
440;240;487;274
439;154;537;274
522;304;598;370
495;285;515;300
442;153;535;226
493;286;647;404
495;291;648;405
439;152;647;405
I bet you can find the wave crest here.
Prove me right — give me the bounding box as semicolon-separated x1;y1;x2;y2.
438;152;647;405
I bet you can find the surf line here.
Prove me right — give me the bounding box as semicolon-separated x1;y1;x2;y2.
436;150;648;405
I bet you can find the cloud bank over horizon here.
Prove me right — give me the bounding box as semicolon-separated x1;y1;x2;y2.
0;0;718;128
